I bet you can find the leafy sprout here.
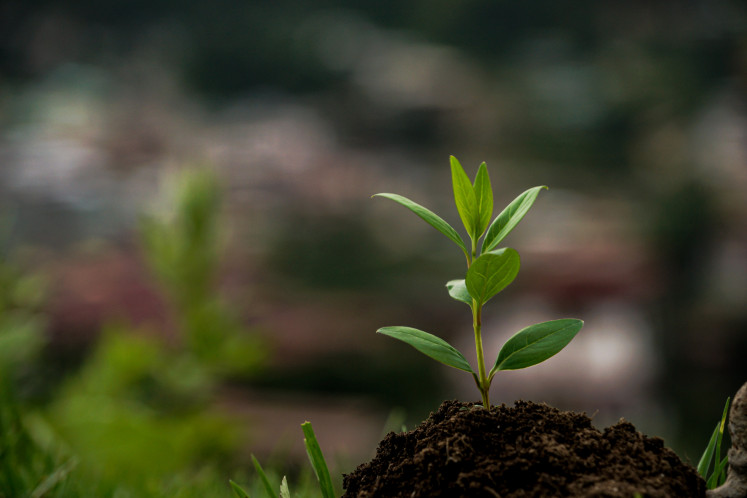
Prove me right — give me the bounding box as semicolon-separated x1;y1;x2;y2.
375;156;584;410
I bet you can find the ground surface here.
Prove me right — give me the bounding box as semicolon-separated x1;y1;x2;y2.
342;400;705;497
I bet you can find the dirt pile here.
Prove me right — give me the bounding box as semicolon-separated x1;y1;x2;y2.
343;400;705;497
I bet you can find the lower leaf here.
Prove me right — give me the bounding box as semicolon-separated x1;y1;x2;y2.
377;326;474;373
491;318;583;374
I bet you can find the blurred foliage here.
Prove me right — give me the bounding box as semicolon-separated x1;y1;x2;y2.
269;212;395;290
0;170;277;495
251;351;442;419
49;325;238;490
0;214;78;497
1;0;741;101
45;168;266;490
140;168;265;377
0;213;47;384
0;384;81;498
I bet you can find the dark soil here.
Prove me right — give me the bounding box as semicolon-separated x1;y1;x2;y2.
343;400;705;497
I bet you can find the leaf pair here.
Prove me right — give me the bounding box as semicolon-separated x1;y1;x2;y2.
450;156;493;242
374;158;546;262
377;319;583;377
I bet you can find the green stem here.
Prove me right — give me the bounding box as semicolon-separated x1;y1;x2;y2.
469;236;490;410
472;300;490;410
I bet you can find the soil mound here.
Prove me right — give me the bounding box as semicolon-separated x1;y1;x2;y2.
343;400;705;497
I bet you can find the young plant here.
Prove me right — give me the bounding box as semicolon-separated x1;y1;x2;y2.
375;156;583;410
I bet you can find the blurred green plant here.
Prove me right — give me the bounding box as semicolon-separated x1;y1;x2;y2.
139;168;265;377
0;212;80;497
49;325;239;485
698;397;730;489
0;384;80;498
375;156;583;410
0;213;47;387
38;168;270;494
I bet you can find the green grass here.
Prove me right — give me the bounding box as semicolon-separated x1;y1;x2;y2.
697;396;730;489
230;422;336;498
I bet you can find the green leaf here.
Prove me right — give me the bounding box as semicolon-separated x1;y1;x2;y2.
707;456;729;489
251;454;275;498
718;455;728;486
465;248;520;306
491;319;583;373
302;422;335;498
450;156;479;239
229;480;251;498
377;326;474;373
698;423;720;479
473;162;493;238
482;186;547;254
279;476;291;498
373;193;468;258
698;396;731;484
30;458;77;498
714;397;730;475
446;279;472;306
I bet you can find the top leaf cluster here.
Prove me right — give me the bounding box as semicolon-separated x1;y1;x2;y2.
375;156;546;279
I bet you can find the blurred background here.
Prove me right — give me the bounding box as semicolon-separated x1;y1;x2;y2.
1;0;746;495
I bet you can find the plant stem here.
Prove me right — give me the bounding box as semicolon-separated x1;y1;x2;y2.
472;300;490;410
469;237;490;410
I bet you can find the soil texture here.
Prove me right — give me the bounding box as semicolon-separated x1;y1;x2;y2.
343;400;705;497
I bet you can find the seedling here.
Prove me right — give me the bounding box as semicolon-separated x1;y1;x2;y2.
375;156;583;410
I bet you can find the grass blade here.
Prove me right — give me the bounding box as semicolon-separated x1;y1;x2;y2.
229;480;251;498
377;326;475;373
302;421;335;498
707;456;729;489
698;396;731;487
697;423;719;478
30;457;78;498
714;397;730;478
251;454;276;498
279;476;291;498
718;455;728;486
373;193;468;259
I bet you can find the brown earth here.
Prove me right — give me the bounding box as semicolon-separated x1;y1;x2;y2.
343;400;705;497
